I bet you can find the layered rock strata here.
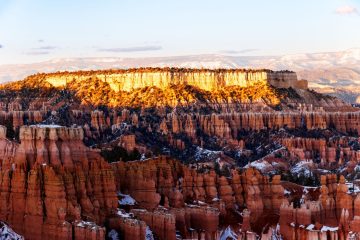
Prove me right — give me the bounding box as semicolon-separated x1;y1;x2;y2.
31;68;305;91
0;125;118;240
112;156;286;228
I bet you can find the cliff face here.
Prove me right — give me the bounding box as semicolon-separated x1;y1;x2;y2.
37;68;303;92
0;126;289;240
0;125;118;240
1;68;349;110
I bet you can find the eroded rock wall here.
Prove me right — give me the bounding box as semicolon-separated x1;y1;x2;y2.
40;69;303;92
0;125;118;240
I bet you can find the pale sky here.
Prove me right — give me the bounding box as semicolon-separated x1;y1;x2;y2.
0;0;359;64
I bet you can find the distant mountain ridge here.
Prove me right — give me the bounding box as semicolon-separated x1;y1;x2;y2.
1;48;360;102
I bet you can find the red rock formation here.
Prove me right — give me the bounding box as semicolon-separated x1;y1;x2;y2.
119;134;136;152
230;169;244;207
73;221;106;240
279;173;360;240
112;156;284;238
336;176;353;219
217;176;235;209
242;168;264;223
0;125;118;240
107;211;147;240
0;126;17;169
318;175;337;226
91;110;108;131
281;137;360;164
271;175;287;211
131;209;176;240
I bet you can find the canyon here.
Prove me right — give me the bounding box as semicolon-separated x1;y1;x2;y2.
0;68;359;239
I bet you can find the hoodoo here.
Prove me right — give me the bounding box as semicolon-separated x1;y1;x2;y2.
0;67;359;239
2;0;359;239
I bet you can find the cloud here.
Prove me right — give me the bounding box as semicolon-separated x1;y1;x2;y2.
98;45;162;53
335;5;359;15
25;45;57;55
33;46;57;50
25;51;51;55
38;39;44;43
0;44;3;49
220;49;259;54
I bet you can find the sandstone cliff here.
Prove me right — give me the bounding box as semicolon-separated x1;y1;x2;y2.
0;125;118;240
16;68;304;92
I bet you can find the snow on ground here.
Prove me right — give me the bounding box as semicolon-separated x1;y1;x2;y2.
290;160;313;178
247;161;267;170
118;192;136;205
320;226;338;232
108;229;119;240
271;224;283;240
346;182;360;194
116;209;132;218
306;224;315;230
145;226;154;240
245;160;272;173
31;124;63;128
220;226;238;240
0;222;24;240
75;220;101;229
194;146;222;161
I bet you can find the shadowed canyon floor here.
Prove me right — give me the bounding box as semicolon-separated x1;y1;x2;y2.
0;68;360;239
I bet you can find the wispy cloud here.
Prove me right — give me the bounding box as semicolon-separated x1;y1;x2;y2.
25;51;51;55
335;5;359;15
220;49;259;54
0;44;3;49
98;45;162;53
25;45;57;55
33;45;57;50
38;39;44;43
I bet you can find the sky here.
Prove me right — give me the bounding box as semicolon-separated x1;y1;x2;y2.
0;0;359;65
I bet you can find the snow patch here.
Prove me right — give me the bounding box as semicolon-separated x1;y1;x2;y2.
245;160;273;173
146;226;154;240
116;209;132;218
31;124;62;128
194;146;222;161
306;224;315;230
0;222;24;240
220;226;238;240
290;161;313;178
247;161;268;170
321;226;338;232
118;192;136;205
75;220;101;230
108;229;119;240
346;182;360;194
